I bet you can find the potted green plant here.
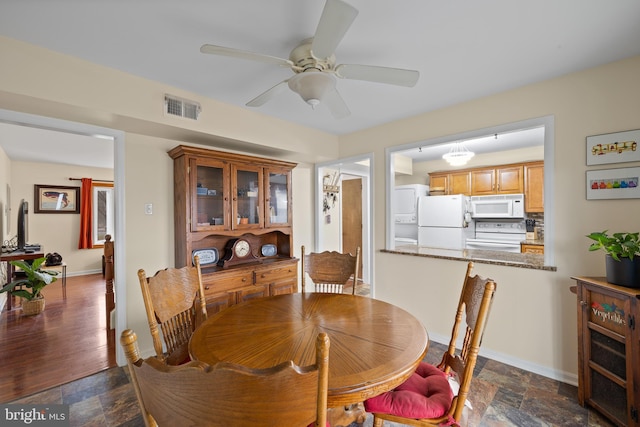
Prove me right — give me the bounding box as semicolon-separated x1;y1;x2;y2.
0;257;58;315
587;231;640;288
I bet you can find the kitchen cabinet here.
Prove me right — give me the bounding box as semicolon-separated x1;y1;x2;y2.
524;161;544;212
430;163;529;196
521;243;544;254
571;277;640;427
449;171;471;195
428;171;470;195
168;145;298;316
471;165;523;195
429;173;448;194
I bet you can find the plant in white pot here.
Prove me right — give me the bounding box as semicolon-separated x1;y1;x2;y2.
0;257;58;315
587;231;640;288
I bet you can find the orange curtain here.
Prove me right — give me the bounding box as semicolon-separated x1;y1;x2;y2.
78;178;93;249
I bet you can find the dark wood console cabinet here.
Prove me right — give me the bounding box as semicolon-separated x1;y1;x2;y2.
571;276;640;426
169;145;298;314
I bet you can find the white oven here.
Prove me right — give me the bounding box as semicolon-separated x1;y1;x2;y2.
470;194;525;219
465;220;526;253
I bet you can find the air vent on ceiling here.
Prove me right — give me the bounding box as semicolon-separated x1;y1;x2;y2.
164;95;201;120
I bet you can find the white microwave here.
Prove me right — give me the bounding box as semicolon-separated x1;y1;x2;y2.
470;194;525;219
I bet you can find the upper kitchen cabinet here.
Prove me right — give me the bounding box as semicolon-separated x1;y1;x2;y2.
524;161;544;212
168;145;297;269
429;173;448;194
471;165;524;195
450;171;472;195
428;171;471;195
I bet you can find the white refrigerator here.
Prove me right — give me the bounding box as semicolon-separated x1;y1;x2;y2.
418;195;474;250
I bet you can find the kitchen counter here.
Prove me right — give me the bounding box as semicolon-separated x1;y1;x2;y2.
383;245;556;271
521;239;544;246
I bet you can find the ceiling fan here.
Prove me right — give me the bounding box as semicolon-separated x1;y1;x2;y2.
200;0;419;119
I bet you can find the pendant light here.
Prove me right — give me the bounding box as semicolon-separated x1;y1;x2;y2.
442;142;475;166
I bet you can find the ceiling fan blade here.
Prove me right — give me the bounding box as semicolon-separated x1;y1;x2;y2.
311;0;358;59
246;79;290;107
324;89;351;119
200;44;293;67
335;64;420;87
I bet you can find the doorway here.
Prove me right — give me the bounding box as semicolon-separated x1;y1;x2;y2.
315;154;372;292
0;108;126;367
341;177;363;280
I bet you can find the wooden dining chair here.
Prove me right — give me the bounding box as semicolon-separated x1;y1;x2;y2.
138;256;208;365
301;245;366;426
364;262;497;427
301;245;361;295
120;328;330;427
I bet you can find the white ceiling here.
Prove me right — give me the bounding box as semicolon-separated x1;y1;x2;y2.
2;0;640;139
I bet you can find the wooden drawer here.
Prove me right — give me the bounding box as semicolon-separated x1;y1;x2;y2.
255;262;297;284
202;269;253;294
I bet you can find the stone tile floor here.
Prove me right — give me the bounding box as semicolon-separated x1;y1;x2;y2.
9;341;616;426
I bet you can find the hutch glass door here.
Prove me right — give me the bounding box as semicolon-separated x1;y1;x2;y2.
265;169;291;227
191;158;229;231
232;164;263;229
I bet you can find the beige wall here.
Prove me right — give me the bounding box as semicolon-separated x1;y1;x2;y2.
9;161;114;274
338;55;640;383
1;35;639;382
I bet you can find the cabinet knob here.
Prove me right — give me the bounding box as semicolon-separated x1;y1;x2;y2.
204;285;210;290
242;277;247;282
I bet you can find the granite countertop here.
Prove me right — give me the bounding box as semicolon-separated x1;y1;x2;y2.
383;245;556;271
521;239;545;246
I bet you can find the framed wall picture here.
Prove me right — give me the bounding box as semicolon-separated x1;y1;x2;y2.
586;129;640;165
34;185;80;213
586;167;640;200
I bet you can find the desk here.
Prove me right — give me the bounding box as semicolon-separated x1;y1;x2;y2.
189;293;428;406
1;250;45;310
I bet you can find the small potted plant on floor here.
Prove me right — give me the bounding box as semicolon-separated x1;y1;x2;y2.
587;231;640;288
0;256;58;315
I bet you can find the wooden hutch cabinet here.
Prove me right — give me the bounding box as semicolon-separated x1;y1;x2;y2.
168;145;298;315
571;277;640;427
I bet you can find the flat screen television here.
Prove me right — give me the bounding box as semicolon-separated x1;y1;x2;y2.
17;199;28;251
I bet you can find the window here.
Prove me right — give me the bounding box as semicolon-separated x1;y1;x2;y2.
92;182;114;247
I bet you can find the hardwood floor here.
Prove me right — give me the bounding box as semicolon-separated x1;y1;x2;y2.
0;273;116;403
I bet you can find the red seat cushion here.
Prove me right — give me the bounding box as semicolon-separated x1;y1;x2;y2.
364;362;454;420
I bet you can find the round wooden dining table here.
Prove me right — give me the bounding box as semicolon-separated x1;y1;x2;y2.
189;292;429;406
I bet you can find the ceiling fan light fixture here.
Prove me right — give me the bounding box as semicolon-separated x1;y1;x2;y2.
442;142;475;166
288;71;336;109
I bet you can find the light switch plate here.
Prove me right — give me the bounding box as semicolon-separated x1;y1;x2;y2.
144;203;153;215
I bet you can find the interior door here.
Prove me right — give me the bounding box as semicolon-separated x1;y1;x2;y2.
341;178;363;279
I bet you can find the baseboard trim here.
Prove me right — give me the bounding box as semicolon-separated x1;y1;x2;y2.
428;332;578;386
66;269;102;277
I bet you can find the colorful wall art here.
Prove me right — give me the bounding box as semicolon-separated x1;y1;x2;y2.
587;129;640;166
586;167;640;200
